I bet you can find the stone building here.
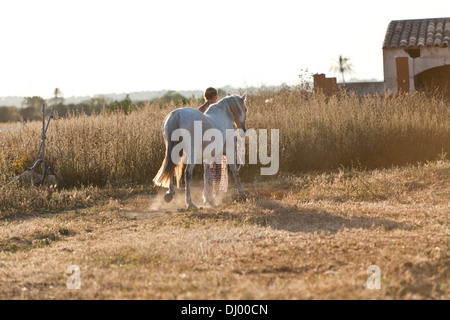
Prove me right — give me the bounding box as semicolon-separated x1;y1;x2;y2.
383;17;450;99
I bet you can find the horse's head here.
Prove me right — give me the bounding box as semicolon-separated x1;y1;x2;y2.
225;93;247;137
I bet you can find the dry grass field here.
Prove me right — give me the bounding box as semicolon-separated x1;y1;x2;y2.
0;122;20;133
0;90;449;299
0;159;448;299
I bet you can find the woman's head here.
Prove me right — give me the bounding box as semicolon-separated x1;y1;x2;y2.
204;87;218;103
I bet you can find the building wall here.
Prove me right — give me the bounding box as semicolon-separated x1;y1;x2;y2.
383;47;450;94
417;65;450;100
342;82;385;96
313;74;337;96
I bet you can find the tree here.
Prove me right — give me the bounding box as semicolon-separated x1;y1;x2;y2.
217;88;227;97
22;96;45;110
151;91;188;106
0;106;21;123
53;104;69;118
330;55;354;84
21;96;45;121
48;88;64;106
19;106;39;121
107;94;135;114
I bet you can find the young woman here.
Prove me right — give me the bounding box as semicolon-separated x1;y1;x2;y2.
198;87;228;197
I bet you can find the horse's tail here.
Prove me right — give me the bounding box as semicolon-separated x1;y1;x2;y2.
153;112;184;189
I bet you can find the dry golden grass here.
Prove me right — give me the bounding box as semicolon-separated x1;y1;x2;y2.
0;122;20;127
0;106;168;188
246;88;449;173
0;160;448;299
0;122;20;132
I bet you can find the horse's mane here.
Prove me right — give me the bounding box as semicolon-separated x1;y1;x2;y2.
206;95;245;122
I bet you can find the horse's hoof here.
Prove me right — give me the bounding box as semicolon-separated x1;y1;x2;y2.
203;199;216;207
164;192;174;203
186;202;196;209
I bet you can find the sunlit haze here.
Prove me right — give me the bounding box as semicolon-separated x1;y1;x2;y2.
0;0;448;98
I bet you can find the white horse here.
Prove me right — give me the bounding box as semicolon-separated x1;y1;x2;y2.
153;94;248;208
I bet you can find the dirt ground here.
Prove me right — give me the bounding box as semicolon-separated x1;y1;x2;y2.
0;161;448;299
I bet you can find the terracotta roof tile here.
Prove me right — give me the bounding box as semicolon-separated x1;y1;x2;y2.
383;18;450;48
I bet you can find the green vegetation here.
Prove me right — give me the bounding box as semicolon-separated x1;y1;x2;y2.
0;91;195;123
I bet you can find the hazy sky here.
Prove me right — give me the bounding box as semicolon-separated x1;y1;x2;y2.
0;0;448;98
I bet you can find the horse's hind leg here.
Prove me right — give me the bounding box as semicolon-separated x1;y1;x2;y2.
185;163;196;208
164;178;176;203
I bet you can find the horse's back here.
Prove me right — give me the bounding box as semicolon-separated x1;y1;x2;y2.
169;107;210;128
172;107;203;117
